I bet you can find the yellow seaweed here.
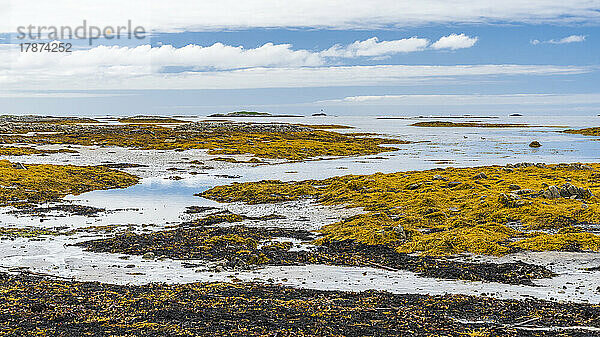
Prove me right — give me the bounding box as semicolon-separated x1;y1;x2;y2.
203;163;600;256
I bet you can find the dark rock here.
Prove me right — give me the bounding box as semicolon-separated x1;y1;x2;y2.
507;162;546;168
541;183;592;200
185;206;218;214
529;141;542;148
514;189;535;195
393;225;406;241
473;172;488;180
498;193;526;207
406;183;422;190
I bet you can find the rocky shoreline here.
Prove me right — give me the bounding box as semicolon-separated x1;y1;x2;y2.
1;116;600;335
1;272;599;336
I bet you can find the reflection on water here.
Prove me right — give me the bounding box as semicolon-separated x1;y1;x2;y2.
0;180;218;228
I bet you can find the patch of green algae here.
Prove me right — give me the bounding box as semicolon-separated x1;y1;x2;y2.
0;124;407;160
0;160;138;206
202;164;600;256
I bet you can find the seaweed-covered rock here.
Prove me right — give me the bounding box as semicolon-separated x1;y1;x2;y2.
507;162;546;168
498;193;527;207
12;162;26;170
542;183;593;200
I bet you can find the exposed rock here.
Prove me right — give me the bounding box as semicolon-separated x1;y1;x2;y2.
176;121;312;133
529;141;542;148
498;193;527;207
102;163;149;169
513;189;535;195
142;252;155;260
541;183;592;200
473;172;488;180
447;182;462;188
432;174;446;181
12;162;26;170
406;183;422;190
507;162;546;168
555;163;594;171
508;184;521;190
393;225;406;241
542;185;561;199
184;206;218;214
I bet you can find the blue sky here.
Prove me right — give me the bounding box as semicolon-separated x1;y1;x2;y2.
0;1;599;116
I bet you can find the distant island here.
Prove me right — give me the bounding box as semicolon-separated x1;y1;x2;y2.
208;111;302;118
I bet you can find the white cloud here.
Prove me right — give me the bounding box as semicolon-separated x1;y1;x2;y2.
548;35;587;44
531;35;587;45
0;91;133;98
317;93;600;105
431;34;478;50
0;61;590;91
1;37;475;75
321;37;429;57
80;43;325;70
1;0;600;33
0;38;591;92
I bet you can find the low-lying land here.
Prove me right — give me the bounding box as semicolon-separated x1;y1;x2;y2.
208;111;302;117
0;146;77;156
0;119;406;160
411;121;530;128
1;273;598;336
564;127;600;136
117;116;187;124
0;160;138;207
77;211;553;285
0;115;100;124
202;163;600;256
293;124;354;129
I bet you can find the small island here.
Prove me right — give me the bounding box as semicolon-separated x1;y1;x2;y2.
208;111;302;118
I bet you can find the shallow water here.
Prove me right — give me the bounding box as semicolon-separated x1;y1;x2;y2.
1;113;600;302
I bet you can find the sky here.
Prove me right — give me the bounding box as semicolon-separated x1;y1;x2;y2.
0;0;599;116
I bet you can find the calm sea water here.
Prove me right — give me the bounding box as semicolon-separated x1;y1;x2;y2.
2;113;599;227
